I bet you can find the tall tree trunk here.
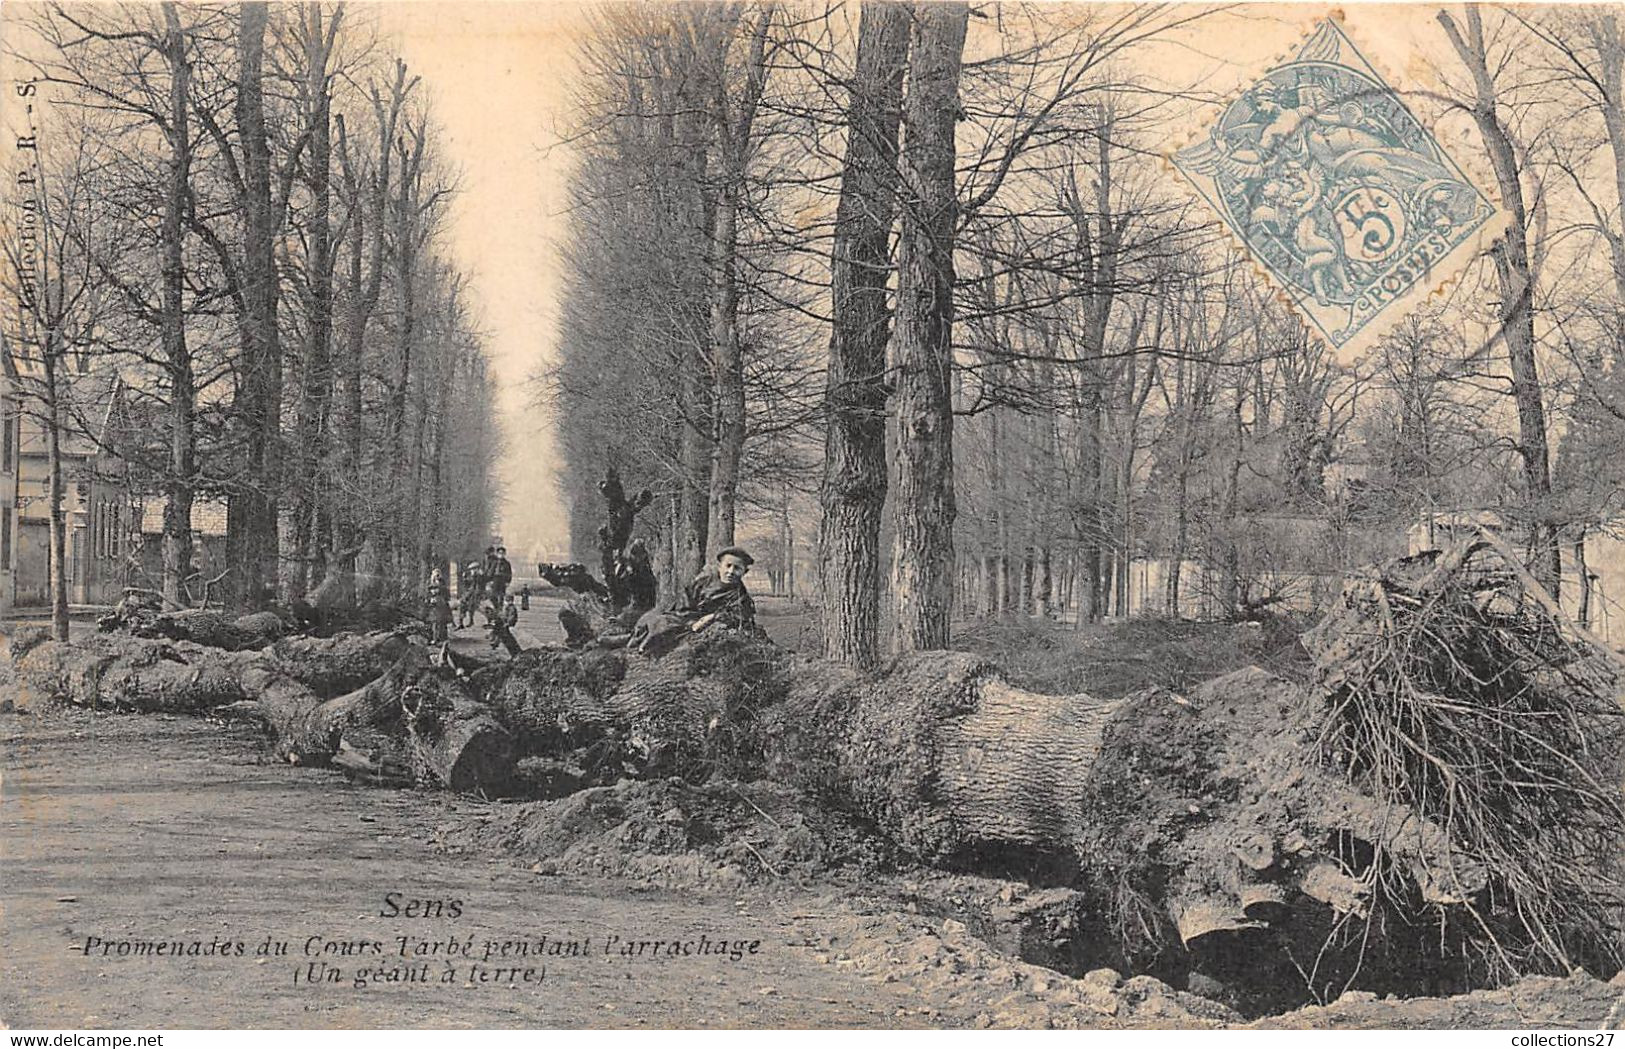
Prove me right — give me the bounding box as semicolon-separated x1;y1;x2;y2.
331;66;406;603
703;10;770;554
44;355;68;641
1033;359;1056;618
385;128;426;592
889;2;967;654
426;350;456;583
707;177;745;553
1439;8;1561;595
778;486;795;599
818;0;908;666
1077;384;1102;625
291;5;340;601
227;1;281;610
1574;530;1592;626
159;3;195;609
677;357;712;582
992;407;1009;616
1219;386;1245;620
1064;125;1122;627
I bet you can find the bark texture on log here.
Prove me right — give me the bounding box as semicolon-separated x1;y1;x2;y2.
7;614;1578;1001
478;633;788;782
16;636;247;713
106;608;288;651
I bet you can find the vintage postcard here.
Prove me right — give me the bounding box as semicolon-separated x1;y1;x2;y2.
1;0;1622;1035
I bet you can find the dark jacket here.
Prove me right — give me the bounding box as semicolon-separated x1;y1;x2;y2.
679;569;754;629
425;582;453;625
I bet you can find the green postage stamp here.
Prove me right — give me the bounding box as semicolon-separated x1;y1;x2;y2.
1171;18;1504;352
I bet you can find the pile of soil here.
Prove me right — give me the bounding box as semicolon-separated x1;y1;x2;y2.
1256;972;1625;1029
811;910;1241;1029
441;777;905;891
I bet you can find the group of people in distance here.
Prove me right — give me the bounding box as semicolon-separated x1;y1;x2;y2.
424;542;759;656
424;545;516;644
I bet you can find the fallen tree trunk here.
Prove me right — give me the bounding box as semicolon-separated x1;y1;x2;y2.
119;608;289;651
8;630;501;791
8;534;1620;1002
220;644;511;790
12;630;413;716
0;627;1495;949
15;635;250;713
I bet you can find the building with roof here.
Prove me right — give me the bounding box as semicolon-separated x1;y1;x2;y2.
126;496;229;601
12;369;141;607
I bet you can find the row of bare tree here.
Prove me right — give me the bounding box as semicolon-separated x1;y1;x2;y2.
3;3;500;638
549;2;1625;666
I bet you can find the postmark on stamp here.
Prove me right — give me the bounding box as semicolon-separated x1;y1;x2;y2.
1171;18;1504;352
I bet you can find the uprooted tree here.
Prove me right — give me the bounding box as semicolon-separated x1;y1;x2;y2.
5;528;1621;1008
539;467;659;648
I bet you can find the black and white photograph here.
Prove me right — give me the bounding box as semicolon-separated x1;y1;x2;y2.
1;0;1623;1033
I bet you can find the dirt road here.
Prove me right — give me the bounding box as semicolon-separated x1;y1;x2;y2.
5;668;1620;1030
0;709;968;1029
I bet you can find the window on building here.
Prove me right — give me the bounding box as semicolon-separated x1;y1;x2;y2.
1;503;11;571
1;399;14;473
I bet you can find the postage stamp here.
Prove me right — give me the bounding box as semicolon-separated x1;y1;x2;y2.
1170;18;1504;353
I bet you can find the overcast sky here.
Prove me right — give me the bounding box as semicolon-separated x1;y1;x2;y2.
375;1;589;561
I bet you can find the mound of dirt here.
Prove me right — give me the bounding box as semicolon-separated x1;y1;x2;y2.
439;777;905;891
806;910;1240;1029
1255;972;1625;1029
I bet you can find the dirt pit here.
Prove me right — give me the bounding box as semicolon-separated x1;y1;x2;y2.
438;770;1625;1029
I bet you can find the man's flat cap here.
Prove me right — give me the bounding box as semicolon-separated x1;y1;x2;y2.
715;546;754;565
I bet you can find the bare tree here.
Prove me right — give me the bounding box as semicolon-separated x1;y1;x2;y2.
0;126;111;639
704;3;774;553
817;0;908;667
1439;6;1562;594
889;1;968;653
287;3;344;600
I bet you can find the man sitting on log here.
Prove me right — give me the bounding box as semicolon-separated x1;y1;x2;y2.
632;546;757;657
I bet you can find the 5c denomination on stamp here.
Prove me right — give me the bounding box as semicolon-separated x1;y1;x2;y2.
1171;18;1504;352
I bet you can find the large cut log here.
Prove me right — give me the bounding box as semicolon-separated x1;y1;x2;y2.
9;630;417;716
120;608;288;651
14;635;249;713
262;631;413;696
763;654;1484;931
220;643;513;792
478;632;788;780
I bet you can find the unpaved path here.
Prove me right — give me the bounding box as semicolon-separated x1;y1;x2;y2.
0;709;969;1029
